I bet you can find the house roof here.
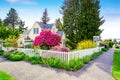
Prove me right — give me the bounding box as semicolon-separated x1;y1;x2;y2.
43;24;54;29
57;31;63;36
36;21;54;29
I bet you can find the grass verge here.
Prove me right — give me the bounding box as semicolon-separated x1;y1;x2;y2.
112;50;120;80
0;70;16;80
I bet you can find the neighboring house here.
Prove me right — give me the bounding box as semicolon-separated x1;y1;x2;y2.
18;21;65;47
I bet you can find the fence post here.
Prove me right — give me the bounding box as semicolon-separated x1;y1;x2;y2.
68;52;70;62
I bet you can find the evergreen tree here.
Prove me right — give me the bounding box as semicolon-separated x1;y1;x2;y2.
61;0;104;49
55;18;62;30
4;8;19;29
61;0;80;49
41;8;50;24
79;0;104;39
4;8;25;30
18;19;25;33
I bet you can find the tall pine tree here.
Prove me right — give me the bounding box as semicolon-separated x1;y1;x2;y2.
80;0;104;39
4;8;25;31
61;0;104;49
4;8;19;29
41;8;50;24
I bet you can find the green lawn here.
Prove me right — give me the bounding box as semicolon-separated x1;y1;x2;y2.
0;70;16;80
112;50;120;80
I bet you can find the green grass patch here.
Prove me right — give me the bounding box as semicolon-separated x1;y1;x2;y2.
112;50;120;80
0;70;16;80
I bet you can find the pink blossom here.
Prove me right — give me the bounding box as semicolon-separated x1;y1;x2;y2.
33;29;62;49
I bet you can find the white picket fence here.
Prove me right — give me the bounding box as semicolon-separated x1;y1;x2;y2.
17;47;103;61
2;47;103;61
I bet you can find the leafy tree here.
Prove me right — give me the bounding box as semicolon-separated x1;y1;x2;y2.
0;19;20;49
0;21;8;49
0;26;20;40
0;22;8;40
0;26;8;40
61;0;104;49
5;35;19;48
55;18;62;30
41;8;50;24
0;19;3;27
4;8;25;30
8;27;20;38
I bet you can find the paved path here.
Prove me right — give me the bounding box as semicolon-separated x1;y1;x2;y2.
0;49;115;80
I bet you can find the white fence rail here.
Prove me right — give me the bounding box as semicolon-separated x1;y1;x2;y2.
2;47;103;61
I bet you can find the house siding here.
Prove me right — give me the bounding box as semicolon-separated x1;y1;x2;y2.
28;22;41;40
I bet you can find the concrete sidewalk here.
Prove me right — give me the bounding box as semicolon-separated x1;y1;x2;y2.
0;49;115;80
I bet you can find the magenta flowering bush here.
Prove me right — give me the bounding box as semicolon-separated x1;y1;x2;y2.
51;46;70;52
33;29;61;49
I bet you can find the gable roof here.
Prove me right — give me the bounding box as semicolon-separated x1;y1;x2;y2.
43;24;54;29
36;21;54;29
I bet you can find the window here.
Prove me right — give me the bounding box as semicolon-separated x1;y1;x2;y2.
20;40;23;45
33;28;39;34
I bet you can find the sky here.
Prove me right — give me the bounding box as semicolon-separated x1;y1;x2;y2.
0;0;120;39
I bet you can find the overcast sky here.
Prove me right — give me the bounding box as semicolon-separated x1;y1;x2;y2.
0;0;120;39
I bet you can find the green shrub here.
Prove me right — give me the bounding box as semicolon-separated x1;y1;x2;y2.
28;56;42;64
83;56;91;64
77;40;96;50
24;55;30;61
47;57;62;68
0;50;4;55
3;52;12;59
41;58;49;66
10;55;24;61
60;61;69;69
68;58;84;71
91;52;101;59
3;51;26;61
0;50;4;52
108;40;114;48
101;48;108;52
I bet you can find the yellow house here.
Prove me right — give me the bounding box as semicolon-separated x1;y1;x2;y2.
20;21;66;46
